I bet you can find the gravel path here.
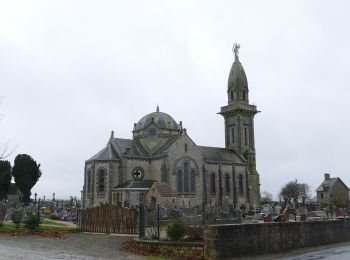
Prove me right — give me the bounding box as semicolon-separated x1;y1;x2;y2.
0;233;145;260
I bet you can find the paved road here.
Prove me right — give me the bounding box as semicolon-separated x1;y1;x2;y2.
283;243;350;260
239;242;350;260
0;233;145;260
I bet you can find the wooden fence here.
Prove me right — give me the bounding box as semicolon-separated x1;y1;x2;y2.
80;204;138;234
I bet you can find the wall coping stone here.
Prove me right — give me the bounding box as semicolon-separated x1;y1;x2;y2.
134;239;204;247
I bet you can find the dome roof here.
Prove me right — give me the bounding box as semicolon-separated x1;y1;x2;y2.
227;58;248;91
134;109;180;131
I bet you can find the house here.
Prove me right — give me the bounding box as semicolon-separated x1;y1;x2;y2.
145;182;179;209
316;173;349;206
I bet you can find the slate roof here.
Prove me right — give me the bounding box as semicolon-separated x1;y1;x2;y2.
153;182;177;197
114;138;141;156
88;142;119;161
8;183;20;196
113;180;156;190
134;111;180;131
228;58;248;91
198;146;245;163
316;177;350;192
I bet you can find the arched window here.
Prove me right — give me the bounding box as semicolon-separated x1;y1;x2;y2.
244;127;248;146
184;162;189;192
190;170;196;192
231;128;235;144
177;170;183;193
243;90;246;100
210;173;216;194
224;174;230;194
238;175;244;194
176;161;196;194
230;91;234;101
87;171;91;193
98;169;106;193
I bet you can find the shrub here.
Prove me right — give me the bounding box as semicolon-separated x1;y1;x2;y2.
24;211;40;230
166;220;186;241
12;210;24;228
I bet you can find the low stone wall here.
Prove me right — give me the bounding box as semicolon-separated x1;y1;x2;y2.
133;239;204;260
204;219;350;259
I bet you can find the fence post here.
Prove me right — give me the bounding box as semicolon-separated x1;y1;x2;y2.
139;202;145;239
157;203;160;241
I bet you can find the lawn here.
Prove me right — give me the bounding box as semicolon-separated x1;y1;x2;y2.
0;223;18;233
0;220;78;233
40;219;69;226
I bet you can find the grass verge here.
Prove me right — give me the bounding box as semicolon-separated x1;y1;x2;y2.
0;221;78;233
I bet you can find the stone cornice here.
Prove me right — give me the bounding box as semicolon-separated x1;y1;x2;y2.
219;102;259;117
206;160;246;166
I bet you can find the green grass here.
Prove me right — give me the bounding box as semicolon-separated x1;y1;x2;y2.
40;219;68;226
0;220;79;233
0;223;22;233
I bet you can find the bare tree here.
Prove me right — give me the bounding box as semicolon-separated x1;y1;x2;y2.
260;191;273;204
279;180;311;205
298;183;311;205
0;98;16;159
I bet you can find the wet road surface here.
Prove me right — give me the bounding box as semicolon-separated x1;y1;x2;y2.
283;243;350;260
239;242;350;260
0;233;145;260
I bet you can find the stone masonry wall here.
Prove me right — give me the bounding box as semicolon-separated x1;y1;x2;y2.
132;239;204;260
204;220;350;259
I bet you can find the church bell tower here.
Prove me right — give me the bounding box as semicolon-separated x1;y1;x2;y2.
219;43;260;204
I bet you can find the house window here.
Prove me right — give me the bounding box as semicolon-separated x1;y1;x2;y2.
98;169;106;193
210;173;216;194
224;174;230;194
238;175;244;194
176;161;196;194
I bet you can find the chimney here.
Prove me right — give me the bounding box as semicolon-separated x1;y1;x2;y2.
324;173;330;181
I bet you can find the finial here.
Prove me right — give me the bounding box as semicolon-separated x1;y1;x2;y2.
232;43;241;59
156;104;159;112
111;130;114;138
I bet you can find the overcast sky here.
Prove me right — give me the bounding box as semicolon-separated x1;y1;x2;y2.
1;1;350;200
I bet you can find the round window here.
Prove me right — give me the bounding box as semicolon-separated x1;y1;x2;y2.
132;168;144;180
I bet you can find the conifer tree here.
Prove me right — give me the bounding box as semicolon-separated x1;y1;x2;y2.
12;154;41;204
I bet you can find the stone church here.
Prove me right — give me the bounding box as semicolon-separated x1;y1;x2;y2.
82;45;261;210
